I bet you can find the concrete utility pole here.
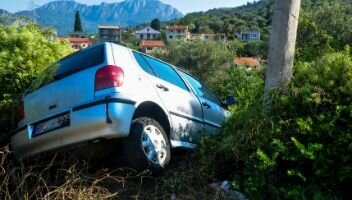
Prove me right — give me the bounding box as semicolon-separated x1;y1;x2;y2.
264;0;301;112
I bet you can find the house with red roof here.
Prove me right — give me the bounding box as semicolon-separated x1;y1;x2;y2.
234;57;261;69
58;37;92;51
140;40;166;54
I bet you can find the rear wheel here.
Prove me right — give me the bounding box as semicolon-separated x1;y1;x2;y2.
123;117;171;173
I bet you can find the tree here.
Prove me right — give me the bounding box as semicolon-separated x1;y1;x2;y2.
150;18;161;31
264;0;301;112
0;23;73;135
152;40;233;96
296;1;352;61
74;11;83;32
179;15;194;25
242;40;267;58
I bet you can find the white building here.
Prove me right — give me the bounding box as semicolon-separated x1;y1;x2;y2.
238;31;261;42
135;26;161;40
166;25;189;42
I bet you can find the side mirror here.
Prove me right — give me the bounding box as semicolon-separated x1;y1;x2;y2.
225;96;236;106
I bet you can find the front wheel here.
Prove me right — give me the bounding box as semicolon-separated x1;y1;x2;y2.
123;117;171;173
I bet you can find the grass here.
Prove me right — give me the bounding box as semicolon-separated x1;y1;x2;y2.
0;145;230;200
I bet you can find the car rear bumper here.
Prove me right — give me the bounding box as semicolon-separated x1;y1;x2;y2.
11;98;136;158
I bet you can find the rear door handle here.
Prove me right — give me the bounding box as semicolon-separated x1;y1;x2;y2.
156;84;169;91
202;101;211;108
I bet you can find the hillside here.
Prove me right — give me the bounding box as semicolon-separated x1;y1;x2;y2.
173;0;272;40
14;0;183;35
175;0;352;41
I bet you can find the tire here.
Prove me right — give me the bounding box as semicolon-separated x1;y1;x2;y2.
123;117;171;173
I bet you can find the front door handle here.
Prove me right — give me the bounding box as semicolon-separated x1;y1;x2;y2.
156;84;169;91
202;101;211;108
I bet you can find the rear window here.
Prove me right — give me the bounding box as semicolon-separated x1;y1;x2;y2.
26;45;105;95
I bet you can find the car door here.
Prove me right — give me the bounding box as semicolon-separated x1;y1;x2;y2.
180;71;225;134
132;52;204;143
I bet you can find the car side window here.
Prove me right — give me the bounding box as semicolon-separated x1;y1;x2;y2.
132;51;155;75
141;55;189;91
181;71;222;105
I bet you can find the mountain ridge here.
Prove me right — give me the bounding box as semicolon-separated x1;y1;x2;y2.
12;0;183;35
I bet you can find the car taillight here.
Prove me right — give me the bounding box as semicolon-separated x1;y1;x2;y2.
95;65;124;91
16;101;25;124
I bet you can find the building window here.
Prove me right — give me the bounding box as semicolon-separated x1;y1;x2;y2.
169;35;173;39
140;34;143;39
147;34;150;39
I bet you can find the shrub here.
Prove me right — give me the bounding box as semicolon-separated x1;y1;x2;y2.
200;49;352;199
152;40;238;97
0;24;73;140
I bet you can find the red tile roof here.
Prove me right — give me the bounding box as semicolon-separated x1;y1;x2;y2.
166;25;188;30
140;40;165;48
58;37;92;45
234;57;260;67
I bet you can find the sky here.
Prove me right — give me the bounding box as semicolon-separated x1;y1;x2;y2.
0;0;252;14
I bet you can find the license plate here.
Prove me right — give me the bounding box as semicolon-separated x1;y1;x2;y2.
32;113;70;137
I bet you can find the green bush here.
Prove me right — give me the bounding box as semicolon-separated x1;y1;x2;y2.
0;24;73;140
152;40;246;98
296;1;352;61
200;49;352;199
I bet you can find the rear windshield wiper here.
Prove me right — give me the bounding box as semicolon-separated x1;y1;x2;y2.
54;74;64;80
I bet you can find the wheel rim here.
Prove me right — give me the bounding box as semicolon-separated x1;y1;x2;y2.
141;125;168;165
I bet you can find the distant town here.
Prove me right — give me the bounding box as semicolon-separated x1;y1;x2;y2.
58;12;260;54
54;11;261;70
60;17;260;54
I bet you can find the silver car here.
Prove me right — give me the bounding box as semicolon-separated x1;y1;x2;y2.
11;42;234;172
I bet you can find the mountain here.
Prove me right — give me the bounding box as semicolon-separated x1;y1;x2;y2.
0;9;17;25
0;9;11;16
14;0;183;35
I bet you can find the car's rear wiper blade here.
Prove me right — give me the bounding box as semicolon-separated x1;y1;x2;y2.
54;74;63;80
